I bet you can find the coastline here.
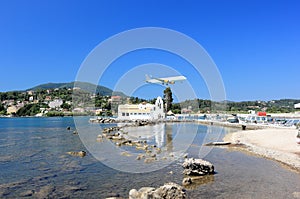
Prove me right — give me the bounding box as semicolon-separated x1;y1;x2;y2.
3;115;300;172
224;127;300;171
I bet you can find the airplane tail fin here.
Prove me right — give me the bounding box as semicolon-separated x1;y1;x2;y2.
145;74;151;81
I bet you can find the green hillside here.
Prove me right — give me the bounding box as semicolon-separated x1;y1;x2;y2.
27;81;126;97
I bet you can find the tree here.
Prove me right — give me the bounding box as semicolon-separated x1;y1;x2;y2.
61;102;71;110
0;103;6;115
163;87;173;112
16;104;40;116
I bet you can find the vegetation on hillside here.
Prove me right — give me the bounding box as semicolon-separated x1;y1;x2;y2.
16;103;48;116
0;83;299;117
28;81;126;97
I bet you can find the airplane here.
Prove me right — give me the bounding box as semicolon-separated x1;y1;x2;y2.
145;74;187;85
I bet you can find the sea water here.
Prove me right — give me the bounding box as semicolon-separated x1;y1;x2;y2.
0;117;299;198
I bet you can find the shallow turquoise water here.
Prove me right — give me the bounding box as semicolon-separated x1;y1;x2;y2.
0;117;299;198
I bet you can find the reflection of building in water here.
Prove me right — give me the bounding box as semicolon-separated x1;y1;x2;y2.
117;97;165;120
153;123;173;151
125;123;174;151
165;124;173;152
150;123;173;151
154;123;165;148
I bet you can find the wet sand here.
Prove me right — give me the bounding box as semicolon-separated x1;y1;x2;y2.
224;128;300;171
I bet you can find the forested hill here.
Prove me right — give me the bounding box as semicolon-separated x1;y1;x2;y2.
27;81;126;97
174;98;300;113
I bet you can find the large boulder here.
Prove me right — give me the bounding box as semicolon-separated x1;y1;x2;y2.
182;158;214;176
129;182;186;199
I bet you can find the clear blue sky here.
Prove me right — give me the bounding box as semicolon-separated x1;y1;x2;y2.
0;0;299;101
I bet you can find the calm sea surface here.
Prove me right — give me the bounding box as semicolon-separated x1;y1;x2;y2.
0;117;299;198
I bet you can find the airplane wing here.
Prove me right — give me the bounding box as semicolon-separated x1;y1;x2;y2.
146;78;164;84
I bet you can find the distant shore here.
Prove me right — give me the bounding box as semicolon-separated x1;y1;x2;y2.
224;128;300;171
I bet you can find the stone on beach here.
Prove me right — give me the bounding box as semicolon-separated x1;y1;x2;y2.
182;158;214;176
129;182;186;199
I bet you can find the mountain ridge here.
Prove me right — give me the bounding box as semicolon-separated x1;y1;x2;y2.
27;81;127;97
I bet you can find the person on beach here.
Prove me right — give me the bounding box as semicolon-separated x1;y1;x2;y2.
296;129;300;144
296;123;300;144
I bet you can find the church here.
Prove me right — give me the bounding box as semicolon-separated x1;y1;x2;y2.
117;97;165;120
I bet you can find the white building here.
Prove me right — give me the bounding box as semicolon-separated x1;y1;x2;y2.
295;103;300;109
118;97;165;120
49;99;63;109
7;106;18;114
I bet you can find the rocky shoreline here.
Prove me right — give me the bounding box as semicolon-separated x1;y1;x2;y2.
89;117;197;125
97;123;178;164
126;158;215;199
93;119;217;199
93;117;300;198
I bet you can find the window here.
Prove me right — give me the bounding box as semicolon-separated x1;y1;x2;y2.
126;113;129;116
122;113;125;116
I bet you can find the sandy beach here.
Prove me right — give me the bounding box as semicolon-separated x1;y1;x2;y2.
224;127;300;171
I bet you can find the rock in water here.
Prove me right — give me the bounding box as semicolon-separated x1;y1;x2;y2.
182;177;192;186
129;187;155;199
153;182;187;199
66;151;86;157
19;190;34;197
182;158;214;176
129;182;186;199
144;157;156;163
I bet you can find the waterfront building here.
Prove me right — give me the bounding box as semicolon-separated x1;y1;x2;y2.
117;97;165;120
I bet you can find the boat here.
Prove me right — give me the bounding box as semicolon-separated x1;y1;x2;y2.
204;141;231;146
